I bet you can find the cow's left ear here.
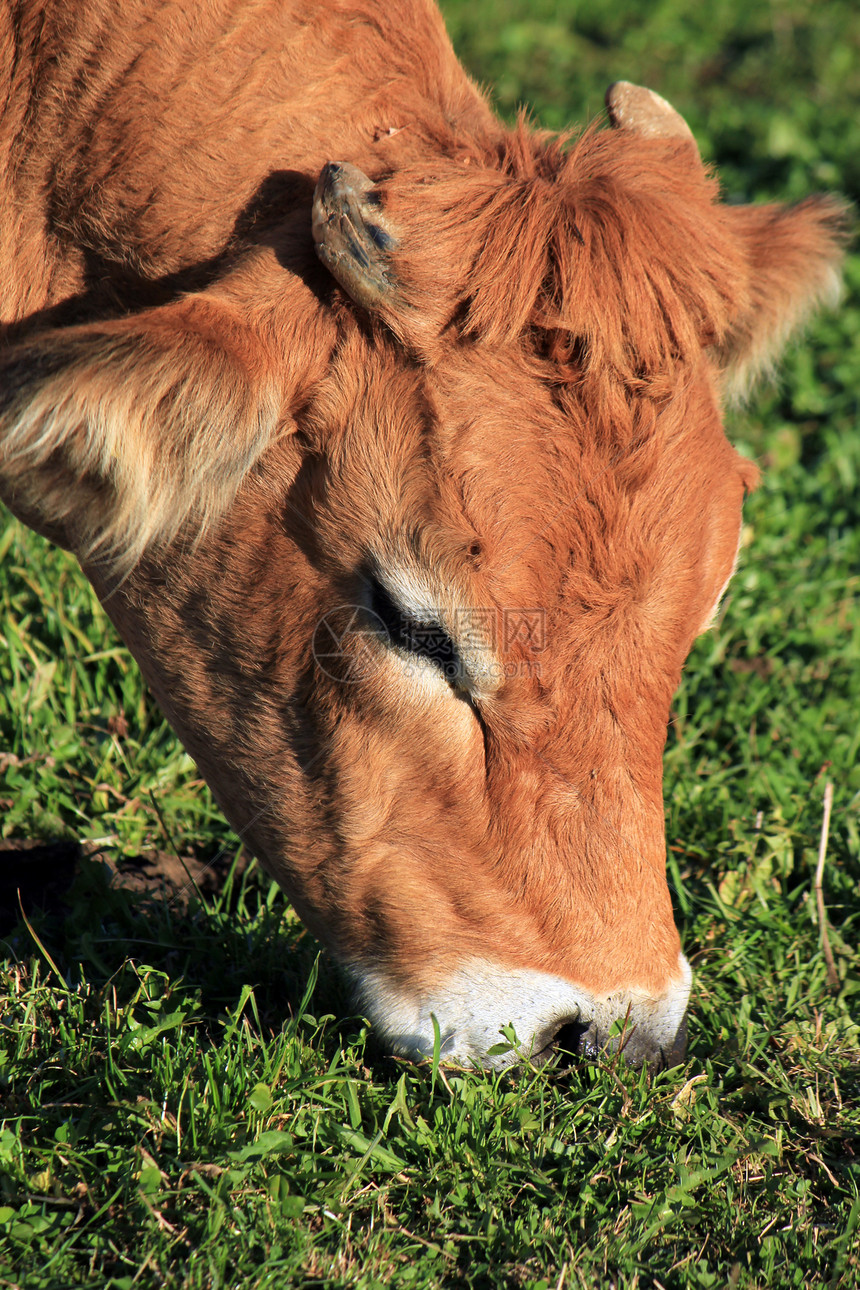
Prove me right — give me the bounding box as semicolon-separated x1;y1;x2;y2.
715;196;849;403
0;289;289;572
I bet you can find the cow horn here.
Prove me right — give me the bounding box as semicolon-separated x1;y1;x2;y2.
312;161;402;310
605;81;696;143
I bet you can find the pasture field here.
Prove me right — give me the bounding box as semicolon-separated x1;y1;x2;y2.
1;0;859;1285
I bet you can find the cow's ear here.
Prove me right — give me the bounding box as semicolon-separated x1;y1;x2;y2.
0;292;285;572
716;197;849;402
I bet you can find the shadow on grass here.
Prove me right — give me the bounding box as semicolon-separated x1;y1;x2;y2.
0;839;356;1053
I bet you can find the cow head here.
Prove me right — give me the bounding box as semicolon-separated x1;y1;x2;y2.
0;86;845;1068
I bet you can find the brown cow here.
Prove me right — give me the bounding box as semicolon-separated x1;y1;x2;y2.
0;1;846;1068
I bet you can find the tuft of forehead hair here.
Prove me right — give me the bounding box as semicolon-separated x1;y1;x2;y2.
377;121;846;428
379;125;741;362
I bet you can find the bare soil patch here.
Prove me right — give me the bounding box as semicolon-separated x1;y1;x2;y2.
0;838;248;934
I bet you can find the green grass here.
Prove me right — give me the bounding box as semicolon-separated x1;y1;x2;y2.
2;1;859;1285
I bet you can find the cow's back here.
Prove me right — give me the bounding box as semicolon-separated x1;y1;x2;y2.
0;0;499;329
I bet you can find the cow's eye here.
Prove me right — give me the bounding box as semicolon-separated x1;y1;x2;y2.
369;577;461;679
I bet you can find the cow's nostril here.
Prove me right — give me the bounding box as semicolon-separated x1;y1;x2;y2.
540;1010;689;1069
564;1011;688;1069
549;1020;592;1059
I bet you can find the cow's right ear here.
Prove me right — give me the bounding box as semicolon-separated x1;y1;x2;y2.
0;291;287;573
716;196;849;403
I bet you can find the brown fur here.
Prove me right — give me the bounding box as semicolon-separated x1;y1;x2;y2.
0;1;847;1035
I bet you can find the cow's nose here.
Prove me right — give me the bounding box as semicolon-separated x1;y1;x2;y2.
549;1011;688;1070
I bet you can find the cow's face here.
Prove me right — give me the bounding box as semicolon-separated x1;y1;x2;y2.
0;86;844;1068
248;330;752;1067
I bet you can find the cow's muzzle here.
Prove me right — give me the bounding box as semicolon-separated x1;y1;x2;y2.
352;954;693;1072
